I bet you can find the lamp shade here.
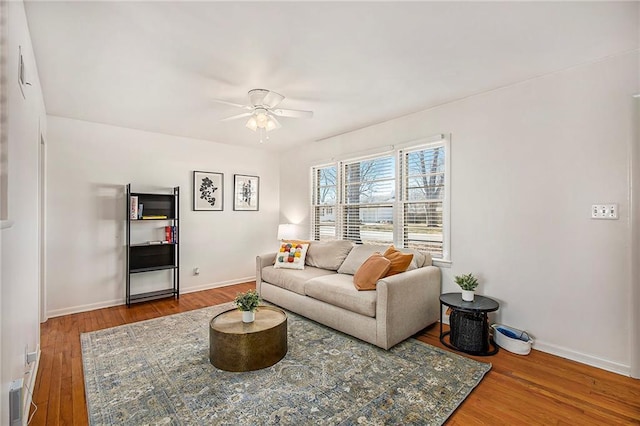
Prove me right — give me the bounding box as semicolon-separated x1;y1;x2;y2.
277;224;297;240
245;116;258;131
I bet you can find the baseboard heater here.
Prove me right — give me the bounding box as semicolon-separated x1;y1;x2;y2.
9;378;23;425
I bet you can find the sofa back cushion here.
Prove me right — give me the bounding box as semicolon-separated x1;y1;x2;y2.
337;244;387;275
338;244;429;275
305;240;354;271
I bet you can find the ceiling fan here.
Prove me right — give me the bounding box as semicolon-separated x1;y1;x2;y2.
214;89;313;140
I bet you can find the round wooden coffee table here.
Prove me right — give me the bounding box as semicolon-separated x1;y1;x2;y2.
209;306;288;372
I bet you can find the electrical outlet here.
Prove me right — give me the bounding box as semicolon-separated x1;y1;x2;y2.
193;267;200;276
591;203;619;220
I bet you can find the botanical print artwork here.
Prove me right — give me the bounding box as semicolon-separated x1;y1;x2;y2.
193;171;223;211
199;177;217;206
233;174;259;211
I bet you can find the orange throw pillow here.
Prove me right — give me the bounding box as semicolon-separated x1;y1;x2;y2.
353;253;391;291
383;245;413;277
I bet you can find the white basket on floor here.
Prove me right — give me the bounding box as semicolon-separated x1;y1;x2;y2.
491;324;534;355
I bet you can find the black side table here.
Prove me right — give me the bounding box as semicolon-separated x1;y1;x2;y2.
439;293;499;356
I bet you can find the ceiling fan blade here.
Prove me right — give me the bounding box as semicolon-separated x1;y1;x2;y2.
220;112;254;122
211;98;253;110
262;91;285;108
272;108;314;119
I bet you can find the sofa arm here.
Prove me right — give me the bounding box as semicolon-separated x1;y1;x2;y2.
256;252;276;293
375;265;441;349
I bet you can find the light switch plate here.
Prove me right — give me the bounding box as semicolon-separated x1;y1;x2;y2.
591;204;618;220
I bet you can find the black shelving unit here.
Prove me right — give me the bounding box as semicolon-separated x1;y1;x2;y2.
126;184;179;306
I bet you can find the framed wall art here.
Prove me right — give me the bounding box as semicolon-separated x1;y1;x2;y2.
233;174;259;211
193;171;223;211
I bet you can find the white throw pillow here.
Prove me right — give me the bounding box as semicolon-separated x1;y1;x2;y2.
273;242;309;270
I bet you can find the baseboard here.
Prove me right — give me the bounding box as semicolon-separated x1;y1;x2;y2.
440;318;630;376
180;276;255;295
46;276;256;318
47;298;124;318
23;346;40;426
532;340;630;376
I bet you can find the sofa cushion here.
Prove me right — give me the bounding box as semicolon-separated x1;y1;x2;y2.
383;245;413;276
274;242;309;270
261;265;336;296
399;248;427;269
337;244;388;275
304;274;377;317
338;244;428;274
353;253;391;290
305;240;354;271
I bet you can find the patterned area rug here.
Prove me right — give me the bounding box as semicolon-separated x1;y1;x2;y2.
81;303;490;425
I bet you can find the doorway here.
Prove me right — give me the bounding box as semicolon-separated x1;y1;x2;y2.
39;132;46;323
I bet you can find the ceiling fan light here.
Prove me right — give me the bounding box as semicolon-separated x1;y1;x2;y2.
256;111;269;128
265;118;277;132
245;116;258;131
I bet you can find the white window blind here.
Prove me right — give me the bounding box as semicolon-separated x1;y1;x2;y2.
342;155;395;245
400;144;446;257
311;165;337;241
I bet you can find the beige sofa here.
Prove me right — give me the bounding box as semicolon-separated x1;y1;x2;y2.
256;241;441;350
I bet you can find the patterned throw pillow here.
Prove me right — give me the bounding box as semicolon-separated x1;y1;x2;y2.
273;242;309;270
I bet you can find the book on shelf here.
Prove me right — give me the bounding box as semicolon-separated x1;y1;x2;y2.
141;215;167;219
130;196;138;219
138;203;143;219
148;240;169;245
164;225;177;243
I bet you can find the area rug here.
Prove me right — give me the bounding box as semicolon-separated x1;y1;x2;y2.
81;303;491;425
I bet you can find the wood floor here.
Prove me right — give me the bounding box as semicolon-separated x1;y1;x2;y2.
31;282;640;425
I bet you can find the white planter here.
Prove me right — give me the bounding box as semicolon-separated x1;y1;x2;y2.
242;311;255;323
461;290;475;302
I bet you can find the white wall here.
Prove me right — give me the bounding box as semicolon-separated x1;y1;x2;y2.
632;85;639;379
280;52;638;375
631;5;640;378
2;0;46;421
46;116;280;316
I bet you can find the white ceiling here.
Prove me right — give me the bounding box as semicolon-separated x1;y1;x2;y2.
24;1;638;150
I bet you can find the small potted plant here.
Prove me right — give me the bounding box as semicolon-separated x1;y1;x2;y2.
234;289;261;323
454;273;479;302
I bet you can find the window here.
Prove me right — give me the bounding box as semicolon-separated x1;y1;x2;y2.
400;144;446;257
311;165;337;240
342;155;395;245
311;136;449;260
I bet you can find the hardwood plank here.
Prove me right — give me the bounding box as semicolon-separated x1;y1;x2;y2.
71;348;87;426
45;353;62;426
30;282;640;425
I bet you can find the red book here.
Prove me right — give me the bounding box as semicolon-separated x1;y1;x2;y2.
165;226;172;243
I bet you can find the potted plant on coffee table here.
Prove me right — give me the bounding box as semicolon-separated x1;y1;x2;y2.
234;289;261;323
454;273;479;302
